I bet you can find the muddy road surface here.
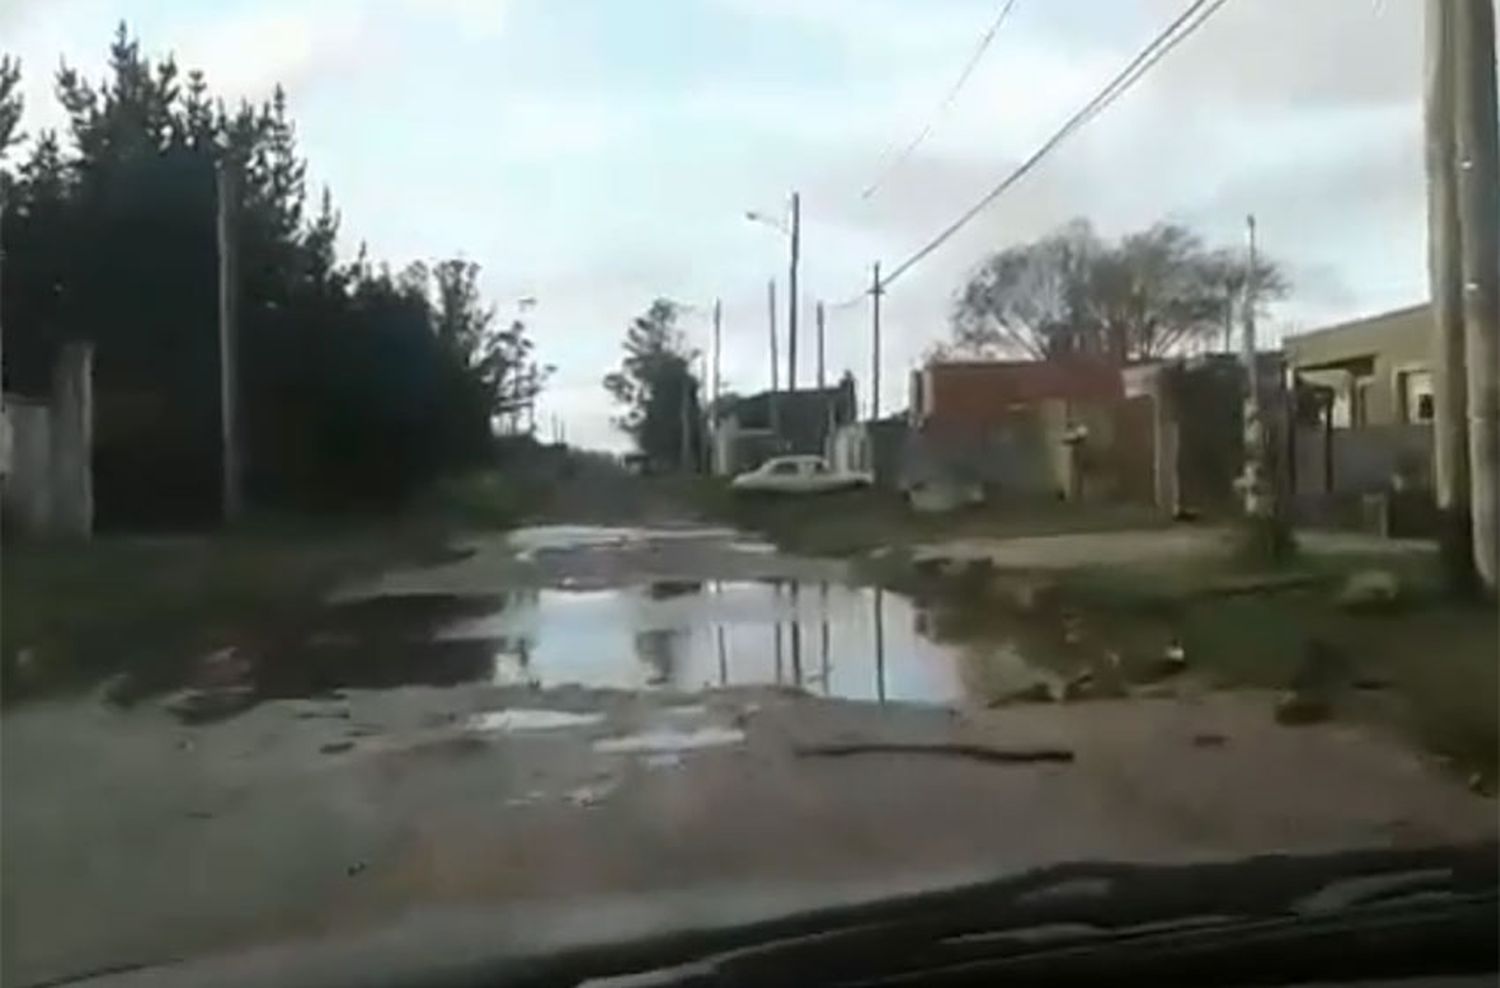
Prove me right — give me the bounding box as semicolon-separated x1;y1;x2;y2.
3;524;1492;986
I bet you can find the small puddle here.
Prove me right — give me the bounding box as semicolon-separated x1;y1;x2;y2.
467;709;606;733
593;726;747;754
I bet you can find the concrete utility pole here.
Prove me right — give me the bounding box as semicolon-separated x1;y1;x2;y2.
767;278;780;440
216;159;243;523
1239;215;1272;520
712;297;722;408
870;262;883;421
767;278;779;392
1425;0;1472;589
788;192;800;393
816;300;827;391
678;363;692;473
1453;0;1499;591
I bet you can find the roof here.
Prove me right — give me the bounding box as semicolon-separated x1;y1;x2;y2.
1283;303;1430;369
1283;303;1428;350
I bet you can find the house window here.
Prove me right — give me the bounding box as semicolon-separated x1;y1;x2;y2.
1398;369;1434;424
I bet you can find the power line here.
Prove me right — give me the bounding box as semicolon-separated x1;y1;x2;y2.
878;0;1233;292
861;0;1023;200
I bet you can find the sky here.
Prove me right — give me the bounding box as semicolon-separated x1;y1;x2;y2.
2;0;1433;450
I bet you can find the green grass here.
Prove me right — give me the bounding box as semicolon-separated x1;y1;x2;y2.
1;468;536;703
916;547;1498;787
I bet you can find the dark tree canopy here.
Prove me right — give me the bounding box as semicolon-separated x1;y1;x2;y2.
603;299;703;470
950;219;1288;363
0;25;542;523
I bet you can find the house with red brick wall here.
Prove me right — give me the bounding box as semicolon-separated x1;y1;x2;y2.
900;357;1152;505
910;359;1125;433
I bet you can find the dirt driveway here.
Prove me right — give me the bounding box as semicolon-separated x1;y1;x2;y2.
2;524;1491;987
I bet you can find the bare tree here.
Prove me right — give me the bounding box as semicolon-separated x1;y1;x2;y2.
951;219;1288;363
949;219;1100;359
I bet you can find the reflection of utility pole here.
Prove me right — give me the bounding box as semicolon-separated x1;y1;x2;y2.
1454;0;1498;590
873;587;886;703
715;581;728;687
216;159;243;523
789;582;803;686
819;582;830;697
870;262;883;421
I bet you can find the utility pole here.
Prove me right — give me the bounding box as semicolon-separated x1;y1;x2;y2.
1425;0;1472;590
678;364;692;473
1239;215;1272;521
788;191;800;393
767;277;780;440
816;300;826;391
870;262;883;421
712;297;722;408
1454;0;1499;591
767;278;779;392
216;159;243;523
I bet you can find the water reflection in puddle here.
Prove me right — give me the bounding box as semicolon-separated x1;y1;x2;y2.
467;709;606;732
434;581;997;705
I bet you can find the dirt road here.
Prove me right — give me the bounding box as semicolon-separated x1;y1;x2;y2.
2;523;1492;987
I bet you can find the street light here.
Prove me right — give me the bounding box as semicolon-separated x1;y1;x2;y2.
745;193;800;393
745;209;789;235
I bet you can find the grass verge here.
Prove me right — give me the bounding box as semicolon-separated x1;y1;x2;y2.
2;469;530;704
907;546;1497;789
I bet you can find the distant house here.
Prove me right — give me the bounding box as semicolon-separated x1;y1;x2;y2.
1283;304;1432;428
710;376;857;476
910;359;1124;432
899;357;1153;505
1283;304;1435;522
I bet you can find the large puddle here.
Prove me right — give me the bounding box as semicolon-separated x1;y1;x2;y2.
153;526;1126;720
434;581;969;703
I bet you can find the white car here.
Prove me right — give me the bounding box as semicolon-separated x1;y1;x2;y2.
730;455;871;495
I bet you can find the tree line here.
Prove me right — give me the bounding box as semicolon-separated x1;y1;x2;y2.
0;27;543;525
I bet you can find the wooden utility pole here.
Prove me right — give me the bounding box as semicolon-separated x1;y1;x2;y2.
788;192;800;393
216;159;243;523
816;300;826;391
870;262;883;420
1425;0;1473;590
1454;0;1499;591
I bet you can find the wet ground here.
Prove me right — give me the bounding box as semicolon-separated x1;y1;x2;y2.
3;524;1493;987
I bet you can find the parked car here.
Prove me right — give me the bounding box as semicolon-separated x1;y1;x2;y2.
731;455;870;495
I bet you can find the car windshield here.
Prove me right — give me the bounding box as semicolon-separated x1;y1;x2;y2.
2;3;1497;987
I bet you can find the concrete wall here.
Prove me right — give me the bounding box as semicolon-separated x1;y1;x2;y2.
1292;423;1433;496
1;343;95;538
3;398;52;534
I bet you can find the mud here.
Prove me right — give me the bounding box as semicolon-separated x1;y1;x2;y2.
3;524;1492;988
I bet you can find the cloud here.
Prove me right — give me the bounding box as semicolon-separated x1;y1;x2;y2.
174;1;375;103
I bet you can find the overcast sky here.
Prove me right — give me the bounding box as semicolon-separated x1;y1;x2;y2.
3;0;1432;449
